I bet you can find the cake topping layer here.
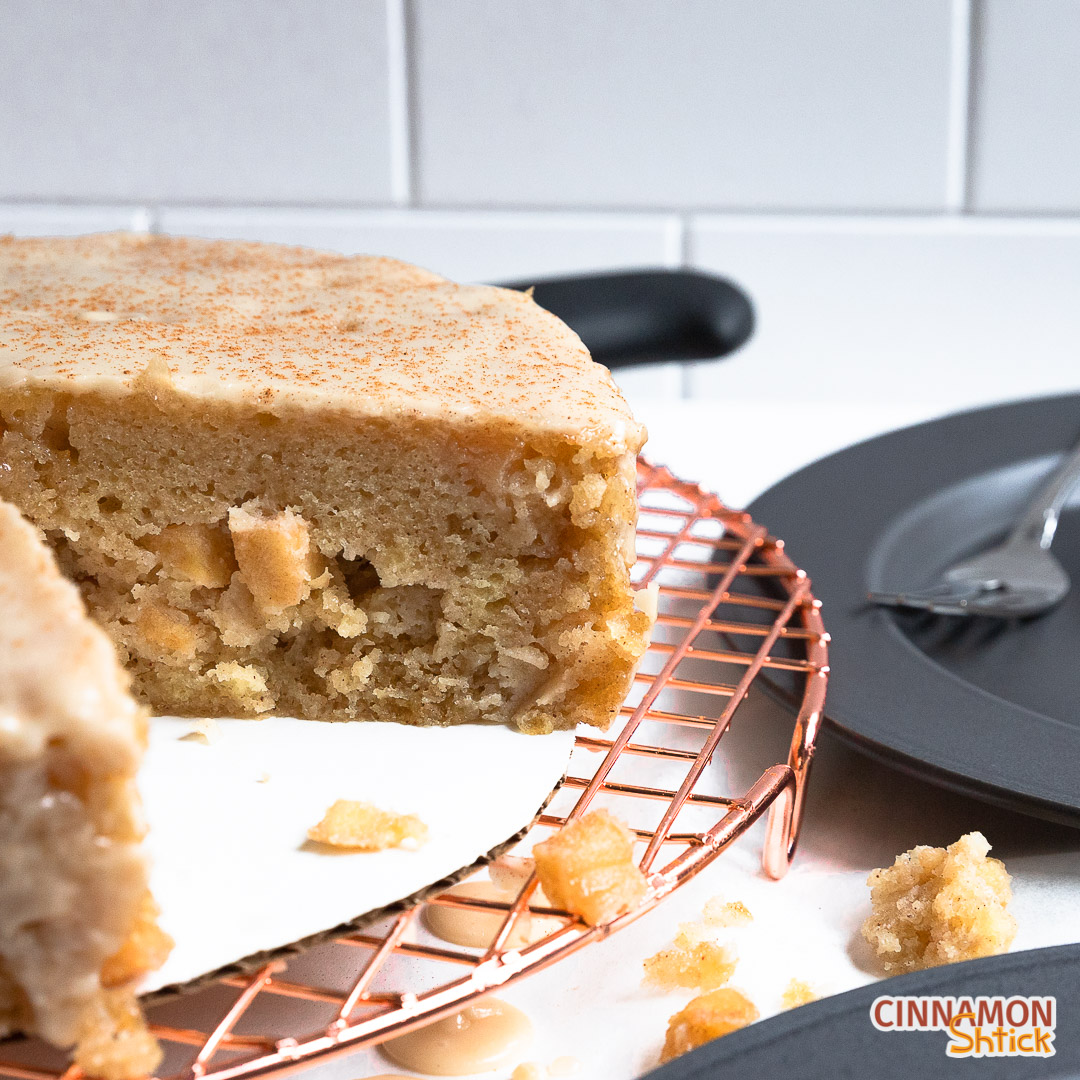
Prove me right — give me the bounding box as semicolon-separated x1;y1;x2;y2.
0;232;644;454
0;502;143;766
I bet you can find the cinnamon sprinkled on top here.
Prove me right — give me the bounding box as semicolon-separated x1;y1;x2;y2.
0;233;644;454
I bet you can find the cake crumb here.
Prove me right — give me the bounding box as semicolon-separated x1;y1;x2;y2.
532;810;647;926
100;895;174;988
781;979;818;1010
643;940;736;991
181;717;221;744
672;920;715;948
703;897;753;927
548;1058;580;1077
510;1057;580;1080
511;1064;546;1080
256;771;271;784
73;989;162;1080
307;799;428;851
634;580;660;623
861;831;1016;973
661;988;758;1063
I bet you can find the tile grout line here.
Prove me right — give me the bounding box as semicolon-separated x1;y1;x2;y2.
5;203;1080;232
386;0;412;206
132;206;156;234
679;362;694;400
677;213;692;268
963;0;984;213
945;0;974;214
5;196;1079;225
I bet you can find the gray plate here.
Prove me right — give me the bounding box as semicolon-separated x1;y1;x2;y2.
747;393;1080;825
646;944;1080;1078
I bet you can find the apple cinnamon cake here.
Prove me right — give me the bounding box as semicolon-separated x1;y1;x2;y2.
0;233;649;733
0;501;169;1078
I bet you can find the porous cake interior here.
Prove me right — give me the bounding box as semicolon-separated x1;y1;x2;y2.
0;734;148;1047
0;384;648;732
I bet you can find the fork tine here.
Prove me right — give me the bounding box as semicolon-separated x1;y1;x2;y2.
867;580;988;612
966;589;1060;618
869;582;1059;618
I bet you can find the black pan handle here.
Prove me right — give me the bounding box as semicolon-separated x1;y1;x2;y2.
500;268;754;368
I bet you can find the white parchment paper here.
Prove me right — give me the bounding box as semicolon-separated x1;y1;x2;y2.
138;716;574;993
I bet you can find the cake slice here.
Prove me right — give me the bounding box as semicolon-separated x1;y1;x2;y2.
0;501;169;1078
0;233;649;733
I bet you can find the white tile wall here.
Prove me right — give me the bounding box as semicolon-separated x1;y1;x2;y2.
969;0;1080;212
687;216;1080;408
410;0;955;211
2;1;1078;216
607;362;685;406
0;0;391;203
156;207;682;283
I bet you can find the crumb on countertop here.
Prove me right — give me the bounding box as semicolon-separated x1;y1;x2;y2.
181;717;221;744
703;897;753;927
672;920;715;948
661;987;759;1064
781;978;819;1010
307;799;428;851
510;1057;580;1080
643;940;736;991
861;831;1016;974
511;1064;546;1080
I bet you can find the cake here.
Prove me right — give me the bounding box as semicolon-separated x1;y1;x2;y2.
861;831;1016;973
0;501;169;1077
0;233;649;733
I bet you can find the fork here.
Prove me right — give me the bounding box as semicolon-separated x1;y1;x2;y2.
868;434;1080;618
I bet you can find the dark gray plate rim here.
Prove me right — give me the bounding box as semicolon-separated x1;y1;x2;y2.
746;393;1080;827
645;944;1080;1078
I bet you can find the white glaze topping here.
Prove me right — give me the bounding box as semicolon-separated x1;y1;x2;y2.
0;233;645;455
0;501;142;769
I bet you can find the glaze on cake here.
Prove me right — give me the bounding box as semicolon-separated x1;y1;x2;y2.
0;501;167;1078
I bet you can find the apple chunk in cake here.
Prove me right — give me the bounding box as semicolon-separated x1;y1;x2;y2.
0;501;169;1078
0;233;650;732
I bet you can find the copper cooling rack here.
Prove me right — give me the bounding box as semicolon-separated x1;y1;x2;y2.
0;459;828;1080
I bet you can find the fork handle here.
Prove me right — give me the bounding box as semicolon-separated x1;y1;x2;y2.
1007;438;1080;550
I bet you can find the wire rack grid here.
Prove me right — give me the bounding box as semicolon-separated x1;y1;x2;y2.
0;459;828;1080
